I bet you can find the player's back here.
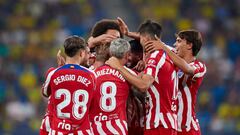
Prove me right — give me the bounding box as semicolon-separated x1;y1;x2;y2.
90;65;132;135
45;64;95;135
144;50;178;130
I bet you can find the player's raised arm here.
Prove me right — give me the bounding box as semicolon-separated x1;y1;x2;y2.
145;39;195;75
87;34;117;48
117;17;140;40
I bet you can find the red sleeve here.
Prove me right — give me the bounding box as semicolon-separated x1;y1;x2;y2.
191;61;207;79
41;67;56;97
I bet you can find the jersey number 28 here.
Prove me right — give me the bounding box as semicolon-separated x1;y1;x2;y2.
55;89;89;120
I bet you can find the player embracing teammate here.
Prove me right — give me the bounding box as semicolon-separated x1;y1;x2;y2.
40;18;206;135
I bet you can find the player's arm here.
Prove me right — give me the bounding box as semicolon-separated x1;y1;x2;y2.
117;17;140;40
42;67;56;97
145;40;195;76
106;57;154;92
87;34;117;48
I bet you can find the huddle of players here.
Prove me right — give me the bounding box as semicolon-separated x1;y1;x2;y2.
40;18;206;135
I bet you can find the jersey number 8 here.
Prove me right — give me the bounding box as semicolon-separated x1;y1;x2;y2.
100;82;117;112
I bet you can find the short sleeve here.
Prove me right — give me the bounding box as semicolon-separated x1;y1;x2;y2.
191;61;207;78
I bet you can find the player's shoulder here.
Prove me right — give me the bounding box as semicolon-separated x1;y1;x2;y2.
149;50;168;59
191;59;207;78
190;60;206;69
45;66;61;78
44;67;56;76
80;65;96;77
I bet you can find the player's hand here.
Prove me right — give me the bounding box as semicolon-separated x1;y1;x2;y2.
57;50;65;67
145;36;166;53
133;60;145;72
105;57;122;69
144;41;164;53
117;17;129;36
88;34;117;48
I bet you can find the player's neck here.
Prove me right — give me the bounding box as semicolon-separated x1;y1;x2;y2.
65;57;81;65
118;59;126;66
183;54;196;64
92;60;104;69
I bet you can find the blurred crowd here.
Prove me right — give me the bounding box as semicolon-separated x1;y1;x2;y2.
0;0;239;135
0;0;103;134
128;0;240;134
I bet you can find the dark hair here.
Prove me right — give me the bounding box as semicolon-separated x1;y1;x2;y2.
129;40;143;54
64;35;86;57
91;19;123;38
138;20;162;39
94;43;110;61
177;30;203;56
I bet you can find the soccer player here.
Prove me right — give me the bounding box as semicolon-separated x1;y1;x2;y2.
88;19;122;49
126;40;144;72
144;30;207;135
126;40;145;135
89;38;137;135
40;39;91;135
41;36;95;135
87;19;122;70
106;20;178;135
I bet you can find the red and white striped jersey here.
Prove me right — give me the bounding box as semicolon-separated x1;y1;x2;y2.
42;64;95;134
90;65;136;135
40;67;56;135
177;60;207;132
143;50;178;130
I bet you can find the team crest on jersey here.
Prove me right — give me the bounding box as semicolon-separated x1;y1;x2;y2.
147;59;156;67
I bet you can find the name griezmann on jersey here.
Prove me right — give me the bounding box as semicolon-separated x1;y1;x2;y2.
95;68;125;82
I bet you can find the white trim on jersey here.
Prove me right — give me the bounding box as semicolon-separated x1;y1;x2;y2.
184;84;192;132
45;116;50;132
150;51;159;58
116;119;126;135
150;85;160;128
40;116;50;131
155;53;166;83
123;120;128;131
173;114;178;130
177;92;184;132
147;68;153;76
49;130;92;135
96;121;107;135
146;91;153;129
43;68;59;96
77;131;83;135
106;120;119;134
167;113;175;130
87;129;93;135
193;64;207;78
191;117;199;131
159;113;168;128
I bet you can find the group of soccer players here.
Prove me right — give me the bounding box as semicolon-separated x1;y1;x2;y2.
39;17;207;135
